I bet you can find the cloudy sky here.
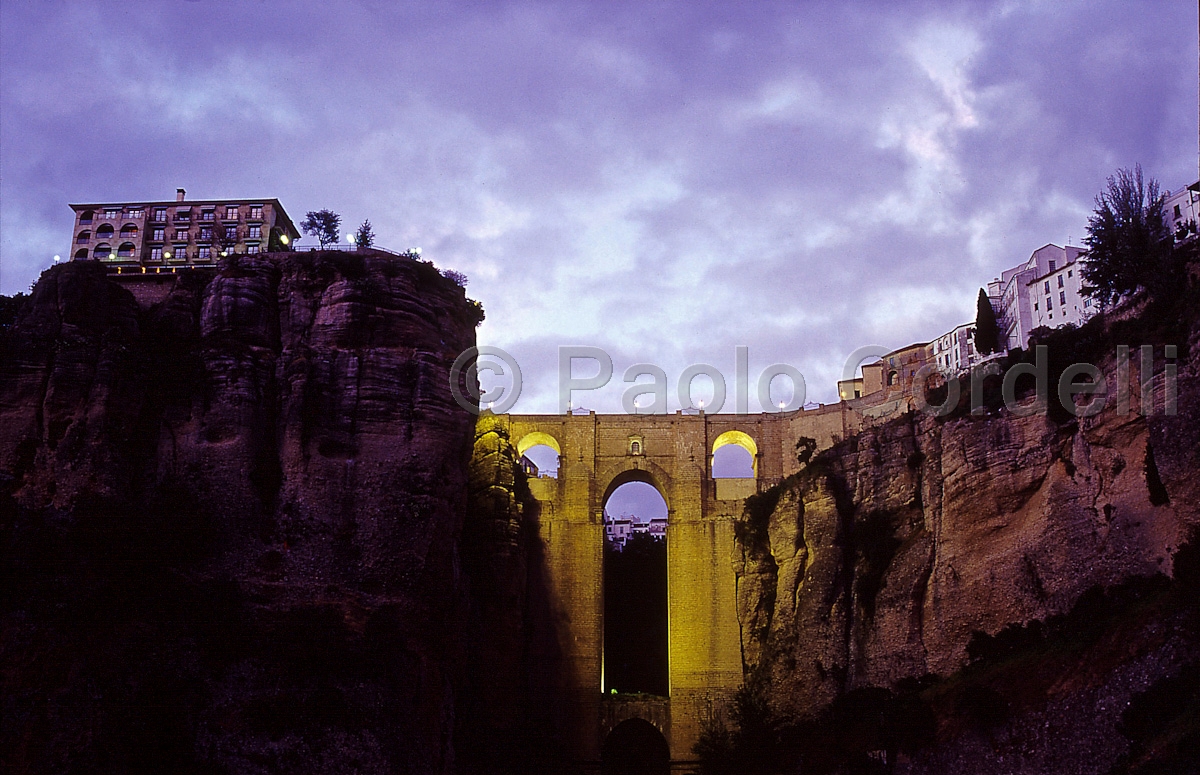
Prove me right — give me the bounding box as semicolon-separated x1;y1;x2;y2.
2;0;1196;413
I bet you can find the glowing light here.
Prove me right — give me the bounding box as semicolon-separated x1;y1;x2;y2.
347;233;356;243
280;234;289;245
164;251;171;258
53;255;60;263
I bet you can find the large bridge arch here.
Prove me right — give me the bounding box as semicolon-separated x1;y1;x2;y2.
599;462;673;514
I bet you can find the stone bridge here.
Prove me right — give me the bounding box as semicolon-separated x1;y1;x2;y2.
492;402;871;770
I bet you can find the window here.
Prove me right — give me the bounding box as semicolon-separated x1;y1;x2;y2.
104;209;120;219
1034;302;1038;311
153;208;167;222
95;244;112;259
172;245;187;260
1085;298;1092;308
1057;275;1064;288
200;210;215;221
1059;291;1066;305
225;225;237;241
246;244;260;254
1044;281;1051;293
199;227;213;241
1175;204;1182;218
1046;296;1053;310
175;209;191;222
198;246;212;260
117;242;135;258
127;208;143;219
175;229;189;241
74;248;88;260
630;441;641;455
225;206;238;219
1048;260;1056;271
249;205;263;219
247;225;261;238
1068;270;1073;278
79;210;94;224
76;231;90;243
120;224;138;238
152;228;164;241
150;247;162;261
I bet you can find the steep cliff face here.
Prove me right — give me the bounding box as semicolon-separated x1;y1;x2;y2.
456;414;568;775
734;270;1200;745
0;253;481;774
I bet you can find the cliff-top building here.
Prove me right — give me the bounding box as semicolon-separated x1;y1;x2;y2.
987;243;1091;351
69;189;301;268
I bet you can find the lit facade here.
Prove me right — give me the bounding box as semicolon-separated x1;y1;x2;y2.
1164;181;1200;242
987;244;1088;351
68;189;300;268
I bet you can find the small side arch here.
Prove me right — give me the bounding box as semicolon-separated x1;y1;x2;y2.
712;430;758;477
516;431;561;458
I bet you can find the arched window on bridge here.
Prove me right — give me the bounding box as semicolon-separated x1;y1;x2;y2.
516;432;561;478
602;718;669;775
603;478;668;697
711;430;758;500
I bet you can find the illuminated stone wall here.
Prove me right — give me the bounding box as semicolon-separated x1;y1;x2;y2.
494;401;866;763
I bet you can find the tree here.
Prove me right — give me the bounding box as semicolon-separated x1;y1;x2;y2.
974;288;1001;355
301;209;341;249
214;223;238;258
354;219;375;249
1081;165;1172;306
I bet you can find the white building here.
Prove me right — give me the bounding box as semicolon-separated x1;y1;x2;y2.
1164;181;1200;242
930;322;980;376
988;244;1089;351
1026;255;1094;332
604;514;667;549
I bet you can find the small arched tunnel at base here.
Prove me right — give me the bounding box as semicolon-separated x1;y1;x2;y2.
601;718;670;775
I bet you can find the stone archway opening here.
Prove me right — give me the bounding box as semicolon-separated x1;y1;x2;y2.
603;474;668;697
712;430;758;500
517;432;561;478
601;718;670;775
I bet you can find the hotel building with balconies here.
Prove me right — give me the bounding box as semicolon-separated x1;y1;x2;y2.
69;188;300;269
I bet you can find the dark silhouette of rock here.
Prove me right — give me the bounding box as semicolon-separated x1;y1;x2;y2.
0;252;480;774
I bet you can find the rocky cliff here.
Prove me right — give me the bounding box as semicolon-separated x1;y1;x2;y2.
730;260;1200;773
0;252;482;774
